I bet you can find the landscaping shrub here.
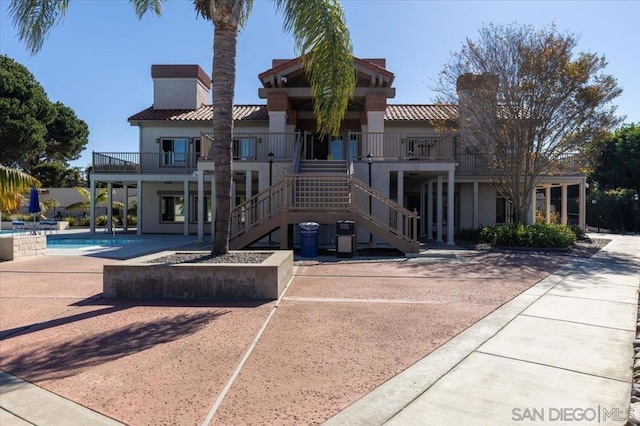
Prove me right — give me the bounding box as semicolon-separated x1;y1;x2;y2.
479;223;576;248
569;225;587;240
454;227;482;242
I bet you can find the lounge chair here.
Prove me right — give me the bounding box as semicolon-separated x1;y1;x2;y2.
39;219;59;235
12;220;27;234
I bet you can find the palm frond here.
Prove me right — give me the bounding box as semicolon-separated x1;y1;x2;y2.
275;0;355;136
0;165;40;212
130;0;167;19
9;0;69;55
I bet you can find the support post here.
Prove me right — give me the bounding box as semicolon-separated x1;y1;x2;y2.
473;181;478;229
427;180;433;239
89;178;96;234
447;169;455;245
197;171;204;241
136;179;142;235
436;175;443;242
561;184;568;225
545;186;551;224
107;182;113;233
183;180;189;236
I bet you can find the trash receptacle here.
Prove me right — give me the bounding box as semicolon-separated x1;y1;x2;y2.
299;222;320;257
336;220;356;258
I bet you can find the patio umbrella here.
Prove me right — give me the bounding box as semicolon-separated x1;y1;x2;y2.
28;187;41;225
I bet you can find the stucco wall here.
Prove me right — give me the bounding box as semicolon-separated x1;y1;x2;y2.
153;78;209;110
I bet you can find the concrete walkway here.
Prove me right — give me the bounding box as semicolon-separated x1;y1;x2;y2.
325;234;640;425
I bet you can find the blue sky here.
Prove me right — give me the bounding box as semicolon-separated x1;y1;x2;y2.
1;0;638;168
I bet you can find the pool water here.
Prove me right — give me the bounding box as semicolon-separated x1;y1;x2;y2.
47;238;145;248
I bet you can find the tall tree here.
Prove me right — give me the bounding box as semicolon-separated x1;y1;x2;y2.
0;55;89;175
10;0;355;254
0;54;53;169
591;123;640;195
435;23;621;223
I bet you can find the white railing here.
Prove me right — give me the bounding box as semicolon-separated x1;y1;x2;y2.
229;175;419;249
201;132;299;161
347;132;454;161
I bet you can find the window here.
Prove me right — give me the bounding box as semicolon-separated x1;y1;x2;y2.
233;137;258;159
496;196;514;224
161;196;185;223
192;196;212;223
404;136;440;159
160;138;188;166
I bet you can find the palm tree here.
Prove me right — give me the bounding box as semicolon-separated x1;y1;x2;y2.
66;187;124;211
10;0;355;254
0;165;40;224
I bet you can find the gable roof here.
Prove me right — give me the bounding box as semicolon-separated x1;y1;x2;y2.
128;105;269;122
128;104;458;123
258;56;395;88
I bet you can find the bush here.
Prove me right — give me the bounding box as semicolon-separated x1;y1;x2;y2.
569;225;587;240
479;223;576;248
455;227;482;242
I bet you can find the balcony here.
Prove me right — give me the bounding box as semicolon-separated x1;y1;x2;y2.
456;153;585;176
92;132;299;174
347;133;454;161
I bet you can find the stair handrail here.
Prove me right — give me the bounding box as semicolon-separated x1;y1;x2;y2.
289;132;304;174
229;179;287;240
353;178;419;245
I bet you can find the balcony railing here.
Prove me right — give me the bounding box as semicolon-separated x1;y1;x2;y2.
347;132;454;161
201;132;299;161
456;153;585;176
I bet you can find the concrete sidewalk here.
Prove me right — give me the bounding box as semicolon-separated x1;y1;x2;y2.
326;234;640;425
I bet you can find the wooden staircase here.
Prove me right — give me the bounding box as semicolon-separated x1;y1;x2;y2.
298;160;348;175
229;175;419;254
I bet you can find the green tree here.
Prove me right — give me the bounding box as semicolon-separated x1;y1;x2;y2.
591;123;640;195
435;23;621;224
0;55;89;176
0;55;53;169
10;0;355;255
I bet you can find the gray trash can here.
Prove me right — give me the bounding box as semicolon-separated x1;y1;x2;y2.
336;220;356;258
299;222;320;257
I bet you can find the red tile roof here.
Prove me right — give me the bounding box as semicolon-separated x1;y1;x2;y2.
128;104;458;122
128;105;269;122
384;104;458;121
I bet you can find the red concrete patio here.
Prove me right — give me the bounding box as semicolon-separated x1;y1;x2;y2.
0;251;570;425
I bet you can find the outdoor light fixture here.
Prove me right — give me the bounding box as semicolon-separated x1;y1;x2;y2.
268;151;274;164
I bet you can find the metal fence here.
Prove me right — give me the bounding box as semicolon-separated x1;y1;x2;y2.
587;197;640;234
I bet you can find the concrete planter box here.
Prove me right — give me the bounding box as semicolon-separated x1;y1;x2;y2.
103;250;294;300
0;235;46;261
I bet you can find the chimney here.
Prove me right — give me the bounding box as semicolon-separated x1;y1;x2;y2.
151;65;211;110
456;73;499;149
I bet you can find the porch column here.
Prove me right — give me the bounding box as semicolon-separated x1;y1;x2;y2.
427;180;434;240
211;175;216;238
136;179;142;235
529;187;537;224
420;181;426;237
579;179;586;229
397;171;404;231
473;181;479;228
447;170;455;245
561;184;568;225
246;171;252;200
183;180;189;236
436;175;443;242
89;178;96;234
545;186;552;223
197;171;204;241
107;182;113;233
123;185;128;232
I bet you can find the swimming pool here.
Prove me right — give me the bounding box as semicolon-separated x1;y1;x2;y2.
47;237;146;249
